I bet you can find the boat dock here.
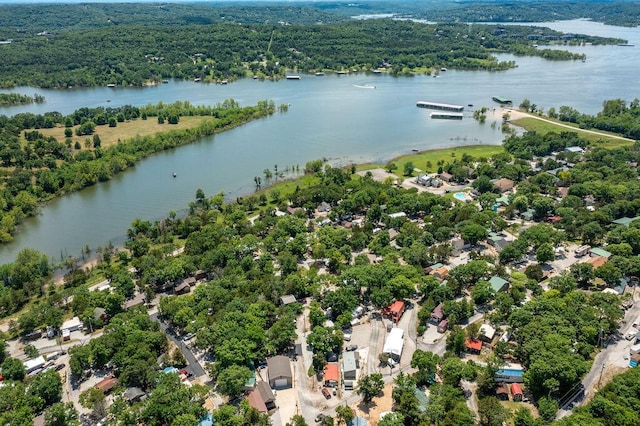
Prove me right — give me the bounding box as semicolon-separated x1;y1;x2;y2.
492;96;512;105
430;112;463;120
417;101;464;113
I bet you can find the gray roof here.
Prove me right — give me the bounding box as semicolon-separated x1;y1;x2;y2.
267;355;292;381
256;381;275;403
343;351;357;373
280;295;297;305
123;387;146;401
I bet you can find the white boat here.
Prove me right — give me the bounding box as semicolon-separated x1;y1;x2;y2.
286;75;301;80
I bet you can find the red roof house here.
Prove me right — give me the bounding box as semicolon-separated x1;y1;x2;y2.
465;339;482;354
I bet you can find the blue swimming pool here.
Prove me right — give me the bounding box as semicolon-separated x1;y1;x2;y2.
453;192;467;201
497;368;524;377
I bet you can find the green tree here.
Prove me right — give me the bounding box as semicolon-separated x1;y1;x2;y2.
403;162;415;176
378;412;405;426
44;402;79;426
478;396;507;426
1;357;26;381
217;365;253;398
27;370;62;411
357;373;384;403
79;387;107;419
411;350;439;386
535;243;555;264
336;405;354;425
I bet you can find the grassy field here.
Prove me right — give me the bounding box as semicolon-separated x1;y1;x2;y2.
357;145;505;174
510;117;634;148
37;116;212;148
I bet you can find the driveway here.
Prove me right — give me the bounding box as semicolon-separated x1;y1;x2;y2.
149;313;206;377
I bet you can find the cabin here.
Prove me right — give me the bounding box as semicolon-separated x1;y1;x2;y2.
95;376;119;394
256;381;276;410
343;351;359;381
174;281;191;295
496;383;509;401
493;178;514;193
511;383;524;401
382;300;406;323
429;303;445;324
465;339;482;354
437;320;448;333
324;363;340;387
479;324;497;343
279;294;297;306
489;276;509;293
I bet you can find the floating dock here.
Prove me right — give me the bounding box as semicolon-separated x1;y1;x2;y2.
430;112;463;120
492;96;512;104
417;101;464;112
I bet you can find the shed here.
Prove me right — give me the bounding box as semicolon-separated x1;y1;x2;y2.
383;328;405;361
489;276;509;293
437;320;448;333
279;294;297;305
174;281;191;295
343;351;358;380
267;355;292;389
511;383;524;401
324;363;340;387
495;383;509;401
590;247;612;258
439;172;453;182
318;201;332;212
256;381;276;409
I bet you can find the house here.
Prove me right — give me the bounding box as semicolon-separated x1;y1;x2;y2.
267;356;292;389
287;206;303;215
61;317;83;334
437;320;448;333
93;307;109;323
388;212;406;220
383;328;405;361
487;234;509;252
495;383;509;401
465;339;482;354
424;263;444;274
521;209;535;221
416;174;432;186
95;376;119;394
479;324;497;343
612;216;640;227
495;194;510;207
343;351;358;380
194;270;208;280
123;387;147;403
493;178;514;193
181;277;197;287
124;293;146;310
324;363;340;387
279;294;297;305
174;281;191;295
511;383;524;401
247;388;268;413
431;266;449;281
451;237;467;256
489;276;509;293
317;202;332;213
564;146;584;154
430;303;444;324
439;172;453;182
382;300;406;323
256;381;276;410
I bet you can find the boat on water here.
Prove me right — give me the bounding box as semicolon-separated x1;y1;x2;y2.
353;84;376;89
162;80;169;84
107;83;116;88
286;75;301;80
172;172;177;178
220;80;228;85
106;99;111;103
440;67;447;72
618;43;634;47
315;72;325;76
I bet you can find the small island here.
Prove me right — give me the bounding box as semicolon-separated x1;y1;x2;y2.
0;93;45;106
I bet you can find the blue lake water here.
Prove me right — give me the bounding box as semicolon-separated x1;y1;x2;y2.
0;19;638;264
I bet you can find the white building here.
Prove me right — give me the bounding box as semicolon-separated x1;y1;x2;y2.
383;327;404;361
24;356;46;374
61;317;83;333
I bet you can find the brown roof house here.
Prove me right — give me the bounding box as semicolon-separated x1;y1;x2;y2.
496;383;509;401
493;178;514;193
256;381;276;410
429;303;444;325
95;376;119;394
267;355;292;389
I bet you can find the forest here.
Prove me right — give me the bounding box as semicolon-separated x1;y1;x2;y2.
0;19;616;88
0;99;276;243
0;1;639;32
0;93;44;106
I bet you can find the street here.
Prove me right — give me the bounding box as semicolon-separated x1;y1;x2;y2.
149;312;206;378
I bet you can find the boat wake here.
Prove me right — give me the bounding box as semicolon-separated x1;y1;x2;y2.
353;84;376;89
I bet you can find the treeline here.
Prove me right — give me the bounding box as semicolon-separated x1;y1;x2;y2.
0;93;44;106
553;98;640;140
0;19;617;88
0;100;275;244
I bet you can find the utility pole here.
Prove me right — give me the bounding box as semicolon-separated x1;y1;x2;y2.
597;363;605;389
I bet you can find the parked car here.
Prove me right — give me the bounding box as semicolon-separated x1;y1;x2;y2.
343;333;351;341
345;344;358;351
54;363;65;371
315;414;326;423
625;332;637;341
321;388;332;399
182;333;195;341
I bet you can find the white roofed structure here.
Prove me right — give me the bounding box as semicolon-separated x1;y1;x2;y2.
383;327;405;360
24;356;46;373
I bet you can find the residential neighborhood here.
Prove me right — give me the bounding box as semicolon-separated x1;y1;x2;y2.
2;122;640;426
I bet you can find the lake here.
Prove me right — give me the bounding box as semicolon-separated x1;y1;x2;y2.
0;19;638;264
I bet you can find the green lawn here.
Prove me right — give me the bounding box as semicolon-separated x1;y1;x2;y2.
510;117;634;148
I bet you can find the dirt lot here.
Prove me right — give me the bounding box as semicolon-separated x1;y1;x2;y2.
353;382;394;426
356;168;398;183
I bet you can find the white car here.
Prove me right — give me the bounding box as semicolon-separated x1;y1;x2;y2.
625;332;636;341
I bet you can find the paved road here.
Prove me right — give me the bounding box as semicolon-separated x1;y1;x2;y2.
149;313;206;377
